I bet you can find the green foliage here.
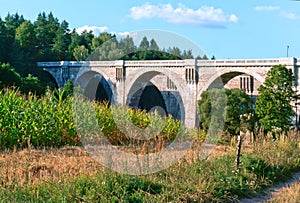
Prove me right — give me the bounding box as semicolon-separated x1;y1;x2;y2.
0;171;164;202
52;20;71;60
0;89;183;148
139;36;150;51
225;89;254;135
75;96;183;145
0;63;48;95
20;74;45;95
149;38;159;51
0;89;78;148
0;18;10;62
0;63;22;88
1;136;299;202
61;79;74;98
198;88;254;141
198;88;225;131
73;45;89;61
15;21;36;53
0;11;215;93
255;65;295;134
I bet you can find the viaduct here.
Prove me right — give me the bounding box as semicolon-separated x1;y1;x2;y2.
37;57;300;128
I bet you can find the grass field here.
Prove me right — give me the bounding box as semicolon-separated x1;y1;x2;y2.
268;181;300;203
0;89;300;202
0;136;299;202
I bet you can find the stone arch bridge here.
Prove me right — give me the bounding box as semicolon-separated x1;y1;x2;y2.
38;58;300;128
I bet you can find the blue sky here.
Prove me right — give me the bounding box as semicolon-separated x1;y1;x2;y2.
0;0;300;59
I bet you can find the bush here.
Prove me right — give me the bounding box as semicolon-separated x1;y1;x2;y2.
0;63;22;88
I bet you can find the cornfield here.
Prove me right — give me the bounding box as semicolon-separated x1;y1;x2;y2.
0;89;184;149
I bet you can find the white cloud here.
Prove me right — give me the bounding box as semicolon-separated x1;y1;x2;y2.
116;32;139;43
117;32;132;37
76;25;108;36
130;3;238;26
254;6;280;11
254;6;300;21
229;14;239;23
280;11;300;20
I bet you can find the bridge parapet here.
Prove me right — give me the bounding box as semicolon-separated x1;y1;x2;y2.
197;58;296;68
124;60;186;68
37;60;124;68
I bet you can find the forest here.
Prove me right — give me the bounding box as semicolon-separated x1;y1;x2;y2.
0;12;209;93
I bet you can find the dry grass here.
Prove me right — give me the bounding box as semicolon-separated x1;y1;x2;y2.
0;136;298;202
268;181;300;203
0;141;228;188
0;146;103;187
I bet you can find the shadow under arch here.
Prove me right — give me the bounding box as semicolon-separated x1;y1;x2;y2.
198;68;265;100
75;71;115;104
126;70;185;122
41;70;59;89
129;81;168;117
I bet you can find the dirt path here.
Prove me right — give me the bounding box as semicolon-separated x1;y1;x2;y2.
240;172;300;203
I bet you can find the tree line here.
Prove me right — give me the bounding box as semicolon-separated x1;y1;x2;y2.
0;12;210;93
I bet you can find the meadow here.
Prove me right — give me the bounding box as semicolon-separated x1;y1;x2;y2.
0;88;299;202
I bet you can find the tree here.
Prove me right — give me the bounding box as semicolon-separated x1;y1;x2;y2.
198;88;226;142
98;32;113;44
52;20;71;60
139;36;149;51
91;37;102;51
198;88;254;142
225;88;254;136
149;38;159;51
73;45;89;61
202;54;208;60
0;63;22;88
0;18;10;62
4;13;25;62
169;47;181;58
79;30;94;52
182;49;194;59
15;21;37;56
20;74;44;95
119;35;136;55
255;65;295;136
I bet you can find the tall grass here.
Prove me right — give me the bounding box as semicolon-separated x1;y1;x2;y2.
0;89;77;148
1;135;299;202
268;181;300;203
0;88;183;149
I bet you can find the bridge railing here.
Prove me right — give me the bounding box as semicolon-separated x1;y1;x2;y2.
196;58;296;67
37;58;298;69
37;61;125;68
124;60;186;67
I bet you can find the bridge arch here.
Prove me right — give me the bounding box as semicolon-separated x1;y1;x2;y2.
198;68;265;99
75;70;116;104
41;70;59;89
125;69;186;122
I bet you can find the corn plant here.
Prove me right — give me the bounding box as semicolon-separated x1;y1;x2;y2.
0;88;185;149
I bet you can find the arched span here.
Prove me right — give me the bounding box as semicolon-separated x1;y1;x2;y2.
131;82;168;116
75;71;116;104
198;68;265;100
41;70;59;89
126;70;185;122
41;69;60;88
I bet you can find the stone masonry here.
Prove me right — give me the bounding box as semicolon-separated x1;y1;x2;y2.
37;57;300;128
